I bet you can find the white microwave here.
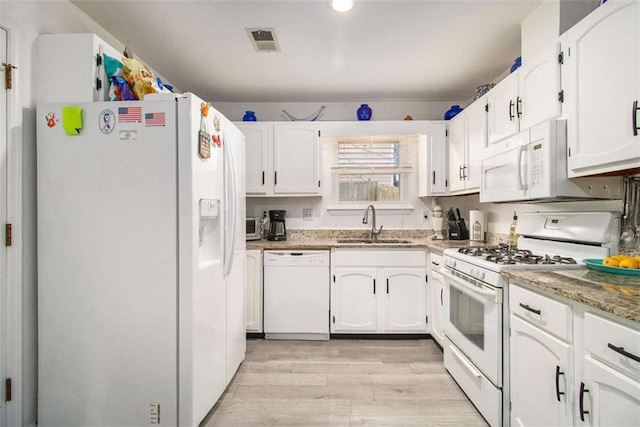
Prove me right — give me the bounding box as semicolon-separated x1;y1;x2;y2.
480;120;623;203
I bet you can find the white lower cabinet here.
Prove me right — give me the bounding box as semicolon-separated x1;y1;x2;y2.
428;253;445;347
381;268;427;331
509;282;640;426
331;249;427;334
510;315;573;427
579;311;640;427
581;356;640;427
332;268;378;332
245;249;262;333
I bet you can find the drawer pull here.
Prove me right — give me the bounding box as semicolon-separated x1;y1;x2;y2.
555;365;565;402
607;343;640;363
579;382;590;422
509;99;515;121
519;303;541;315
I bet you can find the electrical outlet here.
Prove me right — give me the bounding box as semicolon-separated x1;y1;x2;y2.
303;208;313;220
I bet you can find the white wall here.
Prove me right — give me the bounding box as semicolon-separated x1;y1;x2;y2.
1;1;131;425
214;100;467;123
521;0;599;62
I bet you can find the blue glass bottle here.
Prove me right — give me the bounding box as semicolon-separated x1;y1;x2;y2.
510;56;522;73
444;105;463;120
242;110;257;121
356;104;372;121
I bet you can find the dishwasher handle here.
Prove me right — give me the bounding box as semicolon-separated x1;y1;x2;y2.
263;250;330;266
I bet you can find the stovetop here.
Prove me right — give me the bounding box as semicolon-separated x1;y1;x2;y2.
442;211;619;286
456;245;578;266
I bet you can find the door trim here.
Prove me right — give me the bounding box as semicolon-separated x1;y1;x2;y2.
0;18;23;427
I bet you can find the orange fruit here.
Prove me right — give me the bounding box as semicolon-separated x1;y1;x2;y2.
633;256;640;263
618;258;639;269
616;254;630;259
603;257;620;267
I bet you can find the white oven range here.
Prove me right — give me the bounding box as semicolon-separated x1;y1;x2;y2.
441;211;620;427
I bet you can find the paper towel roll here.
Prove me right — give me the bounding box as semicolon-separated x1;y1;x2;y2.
469;210;485;242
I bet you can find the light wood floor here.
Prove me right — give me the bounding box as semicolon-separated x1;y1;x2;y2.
203;338;488;426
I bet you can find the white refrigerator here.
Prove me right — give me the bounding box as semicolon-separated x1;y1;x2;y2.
36;93;246;426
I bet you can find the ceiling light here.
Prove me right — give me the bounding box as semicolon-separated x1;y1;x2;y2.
331;0;354;13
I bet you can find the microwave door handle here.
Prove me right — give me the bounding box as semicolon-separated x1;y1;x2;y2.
516;145;528;191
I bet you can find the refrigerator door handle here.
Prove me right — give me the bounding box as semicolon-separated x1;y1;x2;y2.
223;131;238;276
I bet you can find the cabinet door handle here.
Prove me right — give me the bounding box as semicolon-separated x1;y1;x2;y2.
462;165;468;179
262;171;265;185
274;171;277;186
509;99;515;121
516;96;522;118
459;165;463;180
386;278;389;294
440;288;443;306
607;343;640;363
633;100;639;136
373;278;376;294
432;171;436;185
579;382;590;422
519;303;541;315
555;365;565;402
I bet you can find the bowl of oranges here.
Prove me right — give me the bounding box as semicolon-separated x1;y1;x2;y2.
583;254;640;277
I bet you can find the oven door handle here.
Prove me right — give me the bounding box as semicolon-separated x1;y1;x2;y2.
441;269;501;303
448;342;482;378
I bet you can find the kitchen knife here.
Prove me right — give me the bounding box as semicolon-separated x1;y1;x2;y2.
455;208;462;220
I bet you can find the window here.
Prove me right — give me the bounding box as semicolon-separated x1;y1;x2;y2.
330;135;415;206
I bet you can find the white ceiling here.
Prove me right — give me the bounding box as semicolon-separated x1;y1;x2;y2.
69;0;542;103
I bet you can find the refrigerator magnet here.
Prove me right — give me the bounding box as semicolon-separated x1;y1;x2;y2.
62;106;83;136
45;112;59;128
214;115;221;132
199;130;211;159
212;133;221;148
99;110;115;134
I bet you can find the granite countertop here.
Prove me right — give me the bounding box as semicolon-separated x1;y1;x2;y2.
503;268;640;323
246;229;499;253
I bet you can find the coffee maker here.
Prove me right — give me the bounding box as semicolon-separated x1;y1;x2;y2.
267;210;287;241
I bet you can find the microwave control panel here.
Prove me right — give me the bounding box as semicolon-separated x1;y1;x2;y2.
530;142;544;187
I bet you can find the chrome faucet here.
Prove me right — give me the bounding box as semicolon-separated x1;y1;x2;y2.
362;204;383;242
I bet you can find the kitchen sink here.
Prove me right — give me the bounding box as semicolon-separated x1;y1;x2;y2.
336;238;412;244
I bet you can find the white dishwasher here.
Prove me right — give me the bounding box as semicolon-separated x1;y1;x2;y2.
263;250;330;340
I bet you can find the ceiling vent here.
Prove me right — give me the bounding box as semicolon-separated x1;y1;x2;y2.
246;28;280;52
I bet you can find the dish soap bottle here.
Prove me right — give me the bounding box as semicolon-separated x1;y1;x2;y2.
509;211;518;250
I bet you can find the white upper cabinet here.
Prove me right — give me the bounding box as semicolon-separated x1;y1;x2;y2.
273;124;321;194
487;71;520;145
561;0;640;177
236;122;322;197
418;122;448;196
448;95;487;194
237;123;270;195
519;42;563;131
38;33;175;103
487;43;562;146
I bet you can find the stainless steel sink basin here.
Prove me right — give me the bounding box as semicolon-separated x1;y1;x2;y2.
336;238;412;244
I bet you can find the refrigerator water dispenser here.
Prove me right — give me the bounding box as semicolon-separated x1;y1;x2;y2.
199;199;221;266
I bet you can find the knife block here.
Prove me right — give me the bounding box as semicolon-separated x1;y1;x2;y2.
447;219;469;240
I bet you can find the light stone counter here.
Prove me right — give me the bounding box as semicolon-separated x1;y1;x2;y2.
246;229;501;253
503;268;640;323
